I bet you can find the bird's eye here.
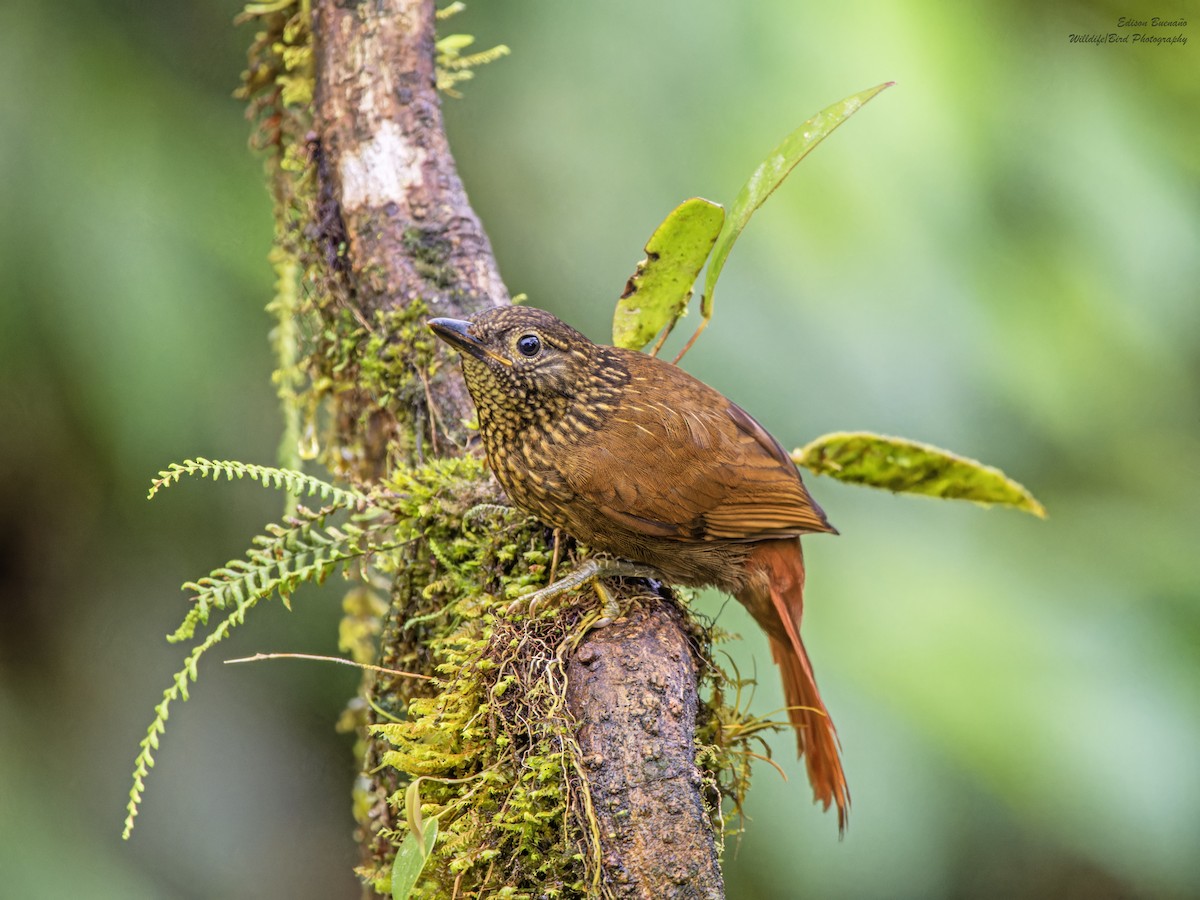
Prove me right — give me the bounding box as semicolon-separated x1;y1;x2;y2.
516;333;542;358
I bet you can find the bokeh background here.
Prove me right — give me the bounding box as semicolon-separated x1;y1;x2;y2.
2;0;1196;897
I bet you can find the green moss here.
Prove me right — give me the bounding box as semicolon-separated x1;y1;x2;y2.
693;638;791;838
125;447;761;887
237;1;323;474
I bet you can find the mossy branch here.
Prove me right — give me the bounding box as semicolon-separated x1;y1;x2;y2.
217;0;729;894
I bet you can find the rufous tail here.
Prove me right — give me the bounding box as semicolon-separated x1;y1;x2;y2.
736;538;850;834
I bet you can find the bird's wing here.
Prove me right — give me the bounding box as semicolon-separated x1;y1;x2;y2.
702;402;834;538
563;371;833;542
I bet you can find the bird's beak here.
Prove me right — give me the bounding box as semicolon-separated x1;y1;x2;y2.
428;317;512;367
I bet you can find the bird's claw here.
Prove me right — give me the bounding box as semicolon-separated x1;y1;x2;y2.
506;584;556;617
588;580;623;630
505;558;662;619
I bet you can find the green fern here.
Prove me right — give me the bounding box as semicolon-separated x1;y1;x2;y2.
124;602;255;840
148;457;368;508
125;462;397;840
434;3;510;99
435;34;511;97
167;504;394;643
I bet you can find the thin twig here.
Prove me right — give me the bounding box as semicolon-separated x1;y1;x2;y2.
224;651;434;680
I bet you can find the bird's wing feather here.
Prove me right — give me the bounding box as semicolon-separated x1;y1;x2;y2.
563;363;833;541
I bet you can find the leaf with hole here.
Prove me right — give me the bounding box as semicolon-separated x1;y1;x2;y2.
612;197;725;353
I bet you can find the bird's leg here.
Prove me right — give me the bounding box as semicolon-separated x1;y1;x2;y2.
507;557;663;616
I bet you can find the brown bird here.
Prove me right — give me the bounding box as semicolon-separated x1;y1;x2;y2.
429;306;849;830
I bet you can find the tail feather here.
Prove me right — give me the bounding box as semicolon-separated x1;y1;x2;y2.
737;539;850;833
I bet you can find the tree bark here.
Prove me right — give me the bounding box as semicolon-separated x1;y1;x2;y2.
568;602;724;899
313;0;508;312
314;0;506;450
308;0;723;894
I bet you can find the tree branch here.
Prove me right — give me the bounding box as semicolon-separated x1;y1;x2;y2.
314;0;507;314
306;0;723;894
314;0;505;450
568;601;724;898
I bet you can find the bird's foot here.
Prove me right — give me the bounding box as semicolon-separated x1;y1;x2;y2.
506;558;663;618
589;580;622;629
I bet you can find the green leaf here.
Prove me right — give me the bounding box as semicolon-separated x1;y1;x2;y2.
699;82;893;323
794;431;1046;518
391;816;439;900
612;197;725;352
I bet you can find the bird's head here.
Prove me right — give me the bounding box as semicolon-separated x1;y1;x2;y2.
429;306;610;420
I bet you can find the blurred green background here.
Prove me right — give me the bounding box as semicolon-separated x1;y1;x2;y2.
2;0;1196;897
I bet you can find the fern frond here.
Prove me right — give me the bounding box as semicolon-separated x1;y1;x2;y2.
168;505;398;643
124;602;255;840
127;505;403;837
438;37;512;71
435;33;510;97
147;458;368;508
